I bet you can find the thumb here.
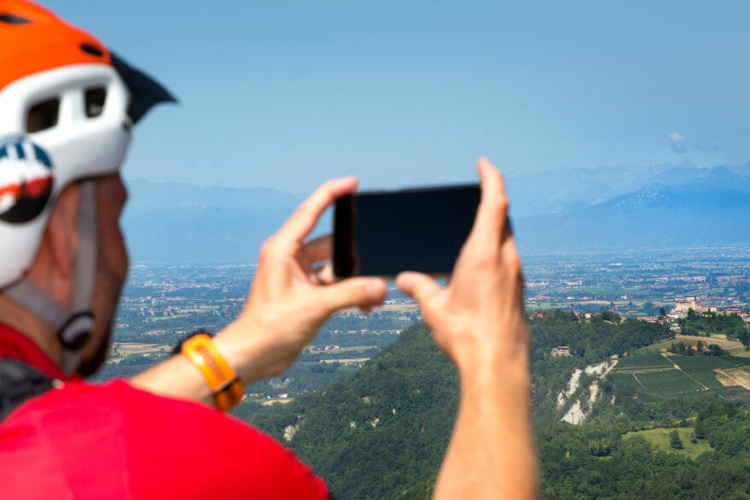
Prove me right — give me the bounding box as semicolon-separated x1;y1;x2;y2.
320;277;388;312
396;272;442;306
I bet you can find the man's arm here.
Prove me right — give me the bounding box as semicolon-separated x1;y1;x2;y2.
396;159;539;499
131;159;539;497
131;177;388;404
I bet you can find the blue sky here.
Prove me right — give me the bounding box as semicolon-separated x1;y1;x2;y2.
51;0;749;195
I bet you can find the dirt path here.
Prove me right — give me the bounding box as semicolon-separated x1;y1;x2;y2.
114;342;171;356
319;358;370;364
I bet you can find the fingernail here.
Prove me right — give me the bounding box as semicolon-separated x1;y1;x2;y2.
332;176;357;192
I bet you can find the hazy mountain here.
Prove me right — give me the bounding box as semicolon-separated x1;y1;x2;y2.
514;181;750;252
506;163;750;219
122;179;302;263
122;164;750;263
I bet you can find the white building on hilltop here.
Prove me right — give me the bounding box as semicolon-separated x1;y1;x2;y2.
670;295;718;319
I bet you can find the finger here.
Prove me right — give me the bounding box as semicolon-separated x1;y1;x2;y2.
396;271;442;305
304;234;332;263
468;158;508;247
311;263;335;285
319;277;388;312
277;177;357;244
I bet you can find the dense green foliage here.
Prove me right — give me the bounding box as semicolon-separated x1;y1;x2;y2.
678;312;747;341
669;429;683;449
403;404;750;498
529;310;671;363
247;362;360;396
251;323;458;500
244;310;750;498
538;402;750;499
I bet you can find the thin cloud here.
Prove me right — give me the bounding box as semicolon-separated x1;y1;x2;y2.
668;132;687;153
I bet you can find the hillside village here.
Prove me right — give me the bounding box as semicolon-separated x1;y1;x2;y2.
667;295;750;320
546;296;750;360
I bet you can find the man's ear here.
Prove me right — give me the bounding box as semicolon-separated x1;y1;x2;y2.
42;183;80;282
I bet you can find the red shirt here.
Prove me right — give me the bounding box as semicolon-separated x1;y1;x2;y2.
0;324;330;499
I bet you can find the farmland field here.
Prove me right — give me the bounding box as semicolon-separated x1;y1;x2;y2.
636;335;750;356
612;354;672;371
624;427;713;459
634;369;705;395
674;335;742;351
670;356;733;371
728;356;750;366
607;353;750;399
685;370;726;392
114;342;171;356
670;356;731;391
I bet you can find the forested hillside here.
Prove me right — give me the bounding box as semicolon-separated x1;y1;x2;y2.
251;323;458;499
247;311;750;499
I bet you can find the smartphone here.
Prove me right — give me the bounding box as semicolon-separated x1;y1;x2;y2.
333;184;480;278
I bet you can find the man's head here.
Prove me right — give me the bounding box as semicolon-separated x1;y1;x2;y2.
15;173;129;376
0;0;174;375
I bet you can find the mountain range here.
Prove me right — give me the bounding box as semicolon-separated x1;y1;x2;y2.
122;163;750;263
122;180;303;263
510;164;750;252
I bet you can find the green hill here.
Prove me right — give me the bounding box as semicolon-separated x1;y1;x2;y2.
246;312;750;499
250;323;458;500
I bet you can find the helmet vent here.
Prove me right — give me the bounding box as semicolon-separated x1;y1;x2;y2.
27;98;60;133
0;14;32;25
80;43;104;57
85;87;107;118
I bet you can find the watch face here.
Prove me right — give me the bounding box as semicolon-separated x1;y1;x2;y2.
0;136;54;224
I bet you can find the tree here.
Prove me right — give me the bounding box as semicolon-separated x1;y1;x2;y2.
600;310;621;324
708;344;725;357
695;419;707;440
660;307;667;317
670;430;684;450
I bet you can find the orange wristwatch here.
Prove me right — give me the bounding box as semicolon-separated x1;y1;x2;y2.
181;334;243;412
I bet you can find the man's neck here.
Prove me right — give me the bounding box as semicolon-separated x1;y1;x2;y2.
0;294;63;367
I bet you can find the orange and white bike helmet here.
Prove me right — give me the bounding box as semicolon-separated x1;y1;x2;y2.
0;0;175;374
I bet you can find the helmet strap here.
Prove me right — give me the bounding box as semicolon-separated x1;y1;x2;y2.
2;180;98;377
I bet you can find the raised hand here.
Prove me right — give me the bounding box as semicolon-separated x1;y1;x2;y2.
396;158;538;499
215;177;388;384
397;158;529;382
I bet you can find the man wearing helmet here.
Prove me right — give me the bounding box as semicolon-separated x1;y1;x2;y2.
0;1;538;498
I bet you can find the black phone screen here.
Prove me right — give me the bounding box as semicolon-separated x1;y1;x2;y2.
333;184;480;277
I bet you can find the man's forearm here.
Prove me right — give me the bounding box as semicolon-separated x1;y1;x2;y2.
434;370;539;499
130;353;215;407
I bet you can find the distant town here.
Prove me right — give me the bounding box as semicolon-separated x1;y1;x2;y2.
100;247;750;401
522;247;750;317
